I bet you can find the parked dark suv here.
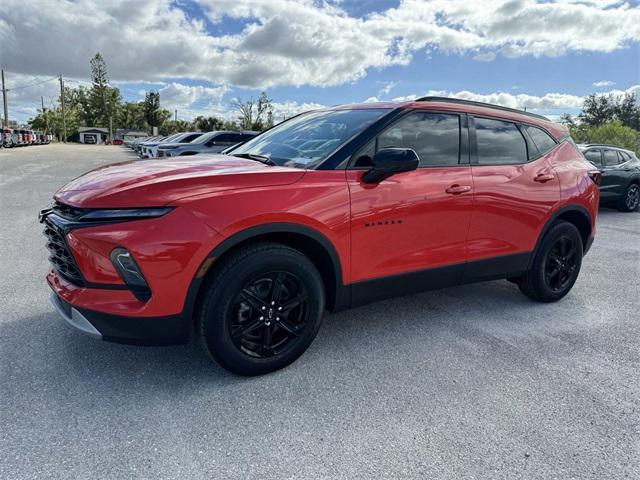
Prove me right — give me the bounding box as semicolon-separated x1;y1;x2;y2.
580;144;640;212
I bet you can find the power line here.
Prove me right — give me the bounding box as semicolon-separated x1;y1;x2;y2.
6;75;59;92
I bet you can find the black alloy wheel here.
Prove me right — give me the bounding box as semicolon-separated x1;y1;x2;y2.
230;271;309;358
198;242;325;376
543;235;578;293
620;184;639;212
517;220;583;302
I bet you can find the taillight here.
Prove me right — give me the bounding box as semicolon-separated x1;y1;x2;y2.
588;170;602;186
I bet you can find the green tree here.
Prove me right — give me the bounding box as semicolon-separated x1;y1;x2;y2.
89;53;120;139
579;94;615;127
613;93;640;131
231;92;274;130
160;120;194;135
117;102;148;131
143;91;170;128
558;113;576;127
193;115;224;132
570;120;640;154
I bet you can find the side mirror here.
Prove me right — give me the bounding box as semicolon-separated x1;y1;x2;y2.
361;148;419;184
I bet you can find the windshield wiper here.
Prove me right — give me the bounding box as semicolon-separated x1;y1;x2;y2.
230;153;276;166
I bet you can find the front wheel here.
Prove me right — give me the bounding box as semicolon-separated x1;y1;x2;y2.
517;221;583;302
197;242;325;376
618;183;639;212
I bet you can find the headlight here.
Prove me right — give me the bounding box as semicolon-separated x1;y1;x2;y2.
78;207;173;221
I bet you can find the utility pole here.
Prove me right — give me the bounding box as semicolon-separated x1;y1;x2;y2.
59;75;66;142
41;96;48;135
2;69;8;127
175;109;177;122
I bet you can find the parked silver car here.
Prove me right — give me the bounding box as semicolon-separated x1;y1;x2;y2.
156;131;259;157
143;132;204;158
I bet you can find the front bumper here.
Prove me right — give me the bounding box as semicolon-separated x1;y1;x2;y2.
50;291;188;345
50;292;102;339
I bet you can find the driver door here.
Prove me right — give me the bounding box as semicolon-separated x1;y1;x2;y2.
347;110;473;304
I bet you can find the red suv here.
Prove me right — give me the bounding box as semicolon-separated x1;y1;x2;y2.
41;98;600;375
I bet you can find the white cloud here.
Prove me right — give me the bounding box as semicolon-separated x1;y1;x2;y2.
0;0;638;90
378;81;398;96
155;83;229;109
593;80;615;87
394;84;640;112
473;51;497;62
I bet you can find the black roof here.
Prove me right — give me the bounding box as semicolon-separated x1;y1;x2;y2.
416;96;549;121
80;128;108;134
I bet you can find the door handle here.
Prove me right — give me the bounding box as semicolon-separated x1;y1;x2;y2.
534;173;555;183
445;184;472;195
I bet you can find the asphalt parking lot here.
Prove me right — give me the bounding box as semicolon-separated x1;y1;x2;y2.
1;143;639;479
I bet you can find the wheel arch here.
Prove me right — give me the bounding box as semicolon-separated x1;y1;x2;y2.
183;223;348;324
531;205;593;267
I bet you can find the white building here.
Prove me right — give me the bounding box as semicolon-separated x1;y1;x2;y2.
79;127;109;144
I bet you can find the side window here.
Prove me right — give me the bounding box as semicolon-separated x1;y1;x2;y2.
214;134;233;144
618;151;630;163
373;112;460;167
182;134;200;143
525;125;557;155
603;149;620;167
474;117;528;165
584;149;602;166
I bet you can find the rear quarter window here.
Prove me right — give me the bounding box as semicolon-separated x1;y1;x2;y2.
525;125;557;154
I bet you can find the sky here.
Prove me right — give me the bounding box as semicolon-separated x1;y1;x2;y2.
1;0;639;125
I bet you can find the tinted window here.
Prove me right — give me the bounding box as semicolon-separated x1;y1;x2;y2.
241;133;256;141
618;151;630;162
525;126;556;154
603;149;620;166
375;112;460;167
584;149;602;166
215;134;235;143
181;133;201;143
475;117;527;165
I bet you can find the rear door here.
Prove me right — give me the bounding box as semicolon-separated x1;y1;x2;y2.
347;110;473;298
466;117;561;279
583;148;603;169
600;149;628;198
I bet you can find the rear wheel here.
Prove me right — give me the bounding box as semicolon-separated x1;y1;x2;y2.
517;221;583;302
618;183;639;212
197;242;325;376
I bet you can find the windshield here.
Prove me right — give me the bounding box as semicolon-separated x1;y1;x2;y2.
190;131;216;144
230;108;391;168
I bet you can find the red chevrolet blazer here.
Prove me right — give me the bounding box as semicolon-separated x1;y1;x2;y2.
41;97;600;375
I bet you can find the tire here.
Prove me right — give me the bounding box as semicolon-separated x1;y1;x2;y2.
617;183;639;212
517;221;583;302
197;242;325;376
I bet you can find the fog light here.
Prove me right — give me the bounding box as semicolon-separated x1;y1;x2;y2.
110;248;151;301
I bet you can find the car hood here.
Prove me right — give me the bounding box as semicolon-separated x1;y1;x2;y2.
55;155;306;208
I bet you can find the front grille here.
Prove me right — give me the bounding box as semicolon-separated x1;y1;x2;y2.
51;201;89;220
43;219;84;286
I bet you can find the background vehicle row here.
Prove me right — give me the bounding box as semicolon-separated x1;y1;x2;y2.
2;128;52;148
127;130;259;158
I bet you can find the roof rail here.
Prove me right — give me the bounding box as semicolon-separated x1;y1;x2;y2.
415;96;550;121
582;143;629;150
